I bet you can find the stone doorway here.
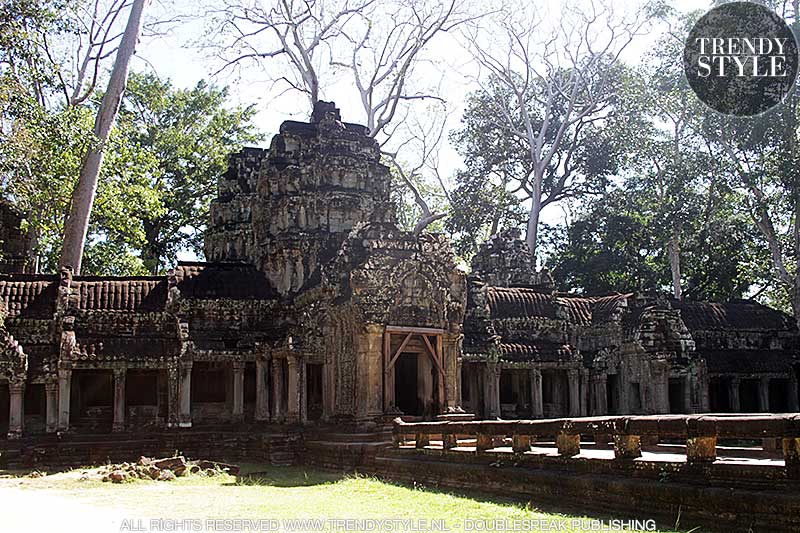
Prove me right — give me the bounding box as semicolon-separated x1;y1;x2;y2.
0;383;9;435
394;353;419;416
606;374;620;415
306;363;323;421
70;370;113;432
383;326;445;419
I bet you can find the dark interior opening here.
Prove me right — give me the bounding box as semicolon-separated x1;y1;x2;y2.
191;362;227;403
739;379;760;412
499;371;514;404
126;370;158;406
395;352;419;416
24;383;45;415
769;378;789;413
709;377;729;412
606;374;619;415
244;362;257;405
80;371;113;407
0;383;9;433
668;378;686;414
306;363;323;421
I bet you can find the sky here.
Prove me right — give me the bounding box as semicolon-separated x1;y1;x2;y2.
129;0;711;260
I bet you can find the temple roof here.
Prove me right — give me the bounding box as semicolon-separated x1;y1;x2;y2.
673;300;796;332
485;286;631;326
175;262;275;300
0;275;58;318
498;340;577;363
71;277;168;312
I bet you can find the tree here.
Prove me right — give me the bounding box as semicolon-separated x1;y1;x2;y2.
60;0;149;273
462;0;665;256
681;0;800;320
207;0;474;232
548;188;762;300
114;72;261;274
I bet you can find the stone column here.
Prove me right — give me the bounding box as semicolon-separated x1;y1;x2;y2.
272;358;284;421
300;362;308;424
232;361;245;421
112;368;126;432
8;381;24;439
57;368;72;431
617;373;630;414
254;358;270;422
483;363;501;419
728;377;741;412
653;363;670;414
355;324;384;421
322;354;335;421
286;355;300;423
684;373;695;414
45;381;58;433
789;374;799;412
167;366;179;427
567;369;580;417
530;369;544;418
456;357;463;407
579;370;589;417
591;374;608;416
178;361;192;427
759;377;771;413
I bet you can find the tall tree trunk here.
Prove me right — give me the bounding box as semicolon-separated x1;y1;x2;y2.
668;227;682;301
526;169;543;257
59;0;149;274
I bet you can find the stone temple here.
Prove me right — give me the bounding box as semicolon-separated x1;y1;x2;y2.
0;102;798;439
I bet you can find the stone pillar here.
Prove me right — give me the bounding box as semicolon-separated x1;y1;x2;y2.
617;373;630;414
653;363;670;414
578;370;588;416
57;368;72;431
789;374;799;412
178;361;192;427
591;374;608;416
112;368;126;432
8;381;24;439
272;358;284;421
568;369;580;417
232;361;245;421
530;369;544;418
728;377;741;412
300;362;308;424
167;366;179;427
254;358;270;421
684;373;694;414
483;363;501;419
323;354;335;420
759;376;771;413
456;357;463;407
286;355;300;423
697;363;711;413
355;324;384;421
45;382;58;433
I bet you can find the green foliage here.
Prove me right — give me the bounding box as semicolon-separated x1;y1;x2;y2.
0;67;260;275
113;72;262;274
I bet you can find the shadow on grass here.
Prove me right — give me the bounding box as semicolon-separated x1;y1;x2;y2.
228;465;347;487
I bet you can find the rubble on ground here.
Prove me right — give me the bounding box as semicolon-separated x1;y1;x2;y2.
76;456;240;484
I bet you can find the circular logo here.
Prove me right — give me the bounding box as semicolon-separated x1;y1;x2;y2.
683;2;799;116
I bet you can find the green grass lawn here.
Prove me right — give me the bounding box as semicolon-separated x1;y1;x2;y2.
1;464;681;533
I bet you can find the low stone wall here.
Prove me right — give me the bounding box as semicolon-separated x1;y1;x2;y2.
0;429;301;469
365;449;800;532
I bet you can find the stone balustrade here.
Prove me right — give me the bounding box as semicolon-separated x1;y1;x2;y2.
393;414;800;478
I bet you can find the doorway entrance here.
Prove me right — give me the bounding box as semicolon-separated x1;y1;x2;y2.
395;353;419;415
383;326;446;419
